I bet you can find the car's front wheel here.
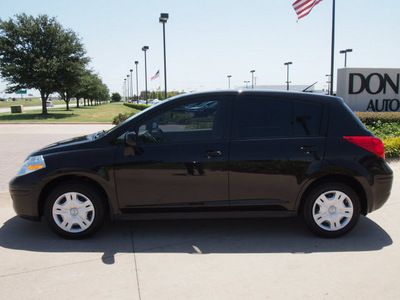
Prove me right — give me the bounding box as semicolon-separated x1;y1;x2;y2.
303;183;361;238
44;182;105;239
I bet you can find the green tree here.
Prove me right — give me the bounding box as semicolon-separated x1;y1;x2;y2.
87;72;109;105
0;14;88;114
75;70;109;106
156;91;165;100
111;92;122;102
57;57;90;110
167;92;176;98
58;64;89;110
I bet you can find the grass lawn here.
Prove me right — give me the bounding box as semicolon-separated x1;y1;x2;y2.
0;102;138;123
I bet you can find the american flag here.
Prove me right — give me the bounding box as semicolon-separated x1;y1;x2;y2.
293;0;322;20
151;70;160;81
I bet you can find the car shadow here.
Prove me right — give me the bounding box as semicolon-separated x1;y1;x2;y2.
0;215;392;264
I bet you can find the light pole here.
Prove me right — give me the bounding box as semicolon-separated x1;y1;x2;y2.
159;13;169;100
284;62;293;91
340;49;352;67
326;74;331;95
227;75;232;89
130;69;133;100
124;79;127;101
127;75;130;100
142;46;149;104
135;61;139;103
250;70;255;89
244;81;250;89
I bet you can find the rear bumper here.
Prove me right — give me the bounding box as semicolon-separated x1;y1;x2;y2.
369;173;393;213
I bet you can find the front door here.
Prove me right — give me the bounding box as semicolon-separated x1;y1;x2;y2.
113;95;232;213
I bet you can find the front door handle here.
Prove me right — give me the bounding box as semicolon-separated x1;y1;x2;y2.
203;150;222;159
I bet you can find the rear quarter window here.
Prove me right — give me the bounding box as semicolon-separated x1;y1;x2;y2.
233;96;325;139
293;101;323;136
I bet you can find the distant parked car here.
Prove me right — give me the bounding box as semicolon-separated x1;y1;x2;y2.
148;99;161;105
46;101;54;107
10;90;393;239
186;100;218;117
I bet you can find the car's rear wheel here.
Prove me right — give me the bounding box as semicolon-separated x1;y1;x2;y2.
44;182;105;239
303;183;361;238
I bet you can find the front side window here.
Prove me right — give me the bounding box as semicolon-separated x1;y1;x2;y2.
137;99;223;143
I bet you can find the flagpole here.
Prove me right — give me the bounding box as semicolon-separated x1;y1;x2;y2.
329;0;336;95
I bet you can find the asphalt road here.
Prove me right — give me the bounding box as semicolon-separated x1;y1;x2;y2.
0;103;69;113
0;124;399;299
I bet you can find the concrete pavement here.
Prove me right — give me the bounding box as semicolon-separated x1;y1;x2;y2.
0;123;399;299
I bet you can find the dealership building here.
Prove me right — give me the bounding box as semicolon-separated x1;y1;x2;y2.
337;68;400;112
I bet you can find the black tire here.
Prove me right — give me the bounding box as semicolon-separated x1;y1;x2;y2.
303;183;361;238
44;182;105;239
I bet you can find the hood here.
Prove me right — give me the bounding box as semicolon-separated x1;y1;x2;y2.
41;135;89;151
30;130;106;157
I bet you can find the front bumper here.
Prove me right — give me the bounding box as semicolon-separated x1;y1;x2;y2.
9;175;44;221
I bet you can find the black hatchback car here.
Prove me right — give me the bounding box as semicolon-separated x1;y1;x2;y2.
10;90;393;238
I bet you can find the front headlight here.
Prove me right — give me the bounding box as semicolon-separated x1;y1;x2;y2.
17;155;46;176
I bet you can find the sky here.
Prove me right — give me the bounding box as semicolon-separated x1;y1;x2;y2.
1;0;400;97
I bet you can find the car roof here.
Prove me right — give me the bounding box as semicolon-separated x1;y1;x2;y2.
170;90;341;105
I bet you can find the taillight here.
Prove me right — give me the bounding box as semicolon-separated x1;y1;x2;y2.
344;136;385;159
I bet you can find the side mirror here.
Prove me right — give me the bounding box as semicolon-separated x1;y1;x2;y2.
125;131;137;147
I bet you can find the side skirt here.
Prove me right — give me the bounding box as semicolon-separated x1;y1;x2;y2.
114;210;298;221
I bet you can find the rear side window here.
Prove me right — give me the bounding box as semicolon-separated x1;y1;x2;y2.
233;96;292;139
294;101;323;136
233;96;324;139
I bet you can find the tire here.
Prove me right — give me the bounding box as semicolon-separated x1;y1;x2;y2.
303;183;361;238
44;182;105;239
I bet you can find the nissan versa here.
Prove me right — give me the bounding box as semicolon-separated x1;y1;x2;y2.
10;90;393;239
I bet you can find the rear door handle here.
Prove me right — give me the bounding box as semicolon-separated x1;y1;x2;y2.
203;150;222;159
299;146;319;154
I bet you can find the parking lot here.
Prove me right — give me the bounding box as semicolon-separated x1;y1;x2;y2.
0;123;399;299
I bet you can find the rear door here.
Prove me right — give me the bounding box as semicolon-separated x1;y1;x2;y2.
229;94;327;211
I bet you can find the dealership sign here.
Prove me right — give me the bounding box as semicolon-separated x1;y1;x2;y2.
336;68;400;112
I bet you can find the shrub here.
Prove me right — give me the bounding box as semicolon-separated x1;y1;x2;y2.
112;103;149;125
355;112;400;125
365;120;400;139
112;112;135;125
123;102;150;111
384;137;400;158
